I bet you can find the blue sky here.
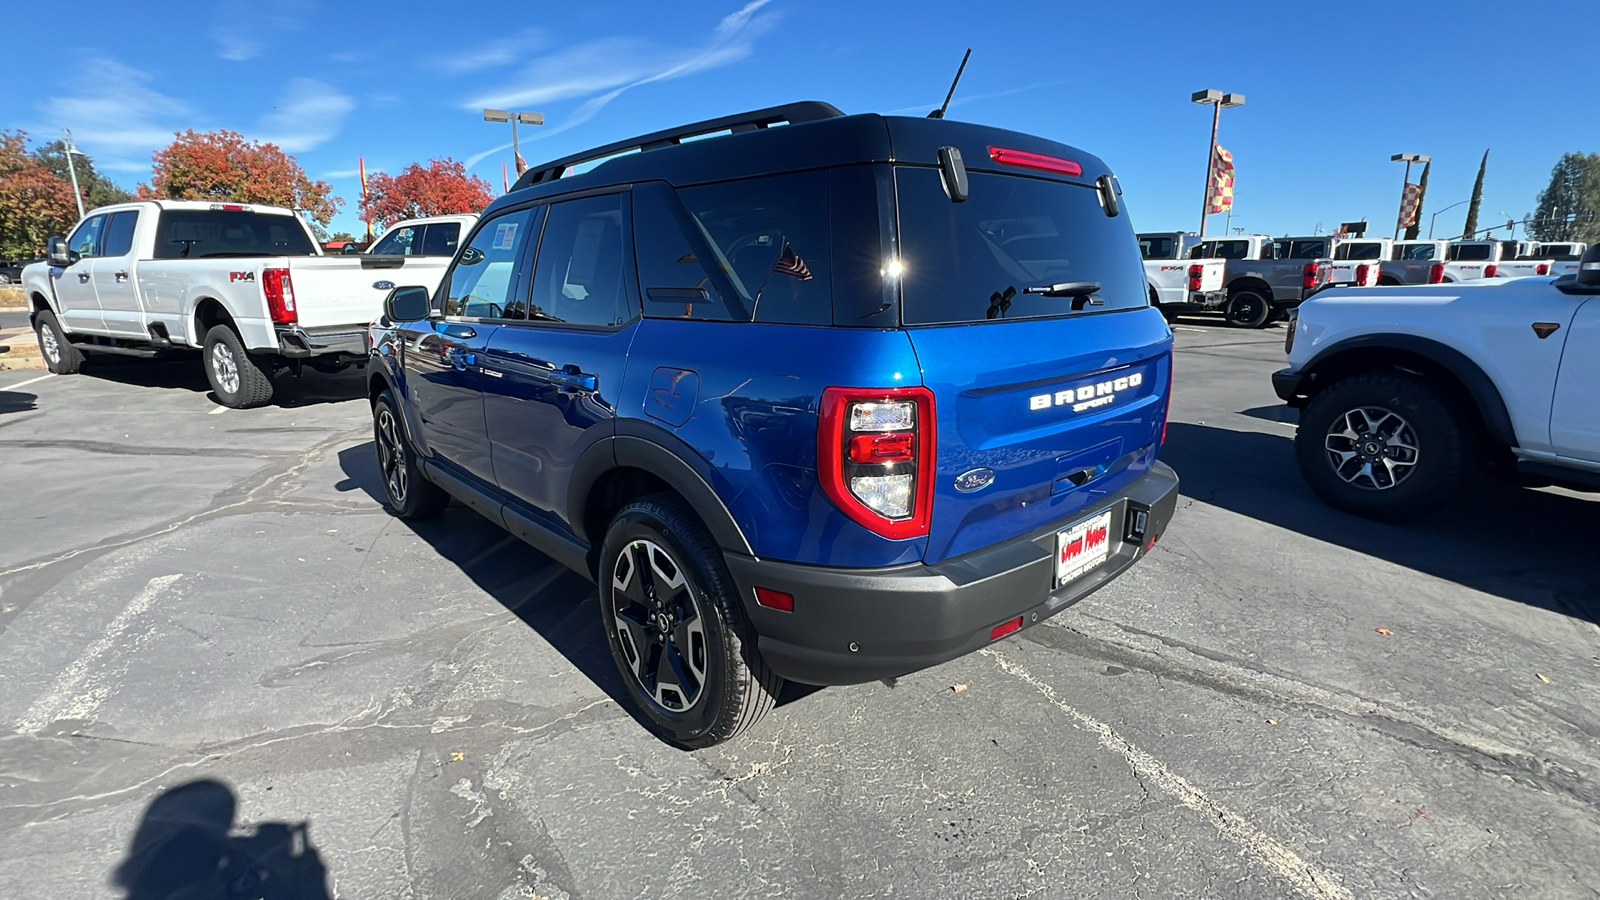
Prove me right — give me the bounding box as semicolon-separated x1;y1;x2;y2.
4;0;1594;240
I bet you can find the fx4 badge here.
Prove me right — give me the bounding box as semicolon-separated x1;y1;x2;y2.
229;271;256;283
1030;372;1143;414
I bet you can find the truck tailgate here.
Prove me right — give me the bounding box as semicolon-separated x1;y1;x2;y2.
284;257;449;329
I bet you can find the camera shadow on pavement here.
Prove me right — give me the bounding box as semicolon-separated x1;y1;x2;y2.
0;388;36;414
1162;420;1600;623
111;779;332;900
73;358;367;408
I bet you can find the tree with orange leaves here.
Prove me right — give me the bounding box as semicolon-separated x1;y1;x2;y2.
360;159;494;229
0;129;80;258
139;130;343;227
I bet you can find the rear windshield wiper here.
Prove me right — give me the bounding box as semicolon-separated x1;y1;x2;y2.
1024;280;1104;310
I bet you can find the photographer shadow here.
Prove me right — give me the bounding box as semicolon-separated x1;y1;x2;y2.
112;779;331;900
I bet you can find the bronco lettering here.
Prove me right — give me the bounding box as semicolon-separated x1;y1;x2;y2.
1029;371;1143;412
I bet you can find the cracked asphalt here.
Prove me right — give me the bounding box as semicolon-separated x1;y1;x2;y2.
1;319;1597;899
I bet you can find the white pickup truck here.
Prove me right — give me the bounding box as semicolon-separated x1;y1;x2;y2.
21;201;452;407
1273;245;1600;520
1136;231;1225;320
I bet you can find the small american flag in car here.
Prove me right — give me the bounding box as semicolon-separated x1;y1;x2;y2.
773;243;813;281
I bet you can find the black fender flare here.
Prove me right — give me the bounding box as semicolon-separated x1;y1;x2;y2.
365;356;431;457
568;422;754;556
1299;333;1518;448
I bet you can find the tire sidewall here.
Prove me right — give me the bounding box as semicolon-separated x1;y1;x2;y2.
1295;374;1466;520
1225;289;1272;328
373;393;419;515
599;505;741;746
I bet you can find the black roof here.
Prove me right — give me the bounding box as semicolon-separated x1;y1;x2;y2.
481;101;1113;217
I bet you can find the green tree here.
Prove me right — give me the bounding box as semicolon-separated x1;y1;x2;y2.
1403;160;1430;241
32;140;133;210
1461;149;1489;239
1529;152;1600;243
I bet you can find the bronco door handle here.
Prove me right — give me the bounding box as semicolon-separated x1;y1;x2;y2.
550;367;597;392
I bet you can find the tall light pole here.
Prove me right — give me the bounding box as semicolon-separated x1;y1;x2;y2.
1427;199;1470;239
483;109;544;176
61;128;86;220
1390;153;1430;240
1192;89;1244;241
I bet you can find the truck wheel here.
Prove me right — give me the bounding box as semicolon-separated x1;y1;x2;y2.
203;324;274;408
1223;290;1271;328
373;390;449;519
599;494;782;748
1295;371;1470;522
33;309;85;375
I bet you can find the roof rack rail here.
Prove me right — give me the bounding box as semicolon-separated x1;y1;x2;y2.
511;101;846;190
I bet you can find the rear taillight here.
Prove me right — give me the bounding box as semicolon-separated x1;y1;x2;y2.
1429;263;1445;283
818;386;936;540
1302;263;1319;290
1485;264;1498;278
1285;308;1298;354
1536;263;1550;276
1356;263;1370;285
263;268;298;324
1187;264;1203;292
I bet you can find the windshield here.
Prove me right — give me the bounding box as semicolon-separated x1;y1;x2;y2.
896;168;1147;325
153;209;316;259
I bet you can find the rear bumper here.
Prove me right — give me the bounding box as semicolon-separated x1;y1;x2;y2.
725;461;1180;685
276;326;369;359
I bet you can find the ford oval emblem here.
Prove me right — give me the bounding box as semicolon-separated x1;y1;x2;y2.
954;467;995;493
372;280;395;290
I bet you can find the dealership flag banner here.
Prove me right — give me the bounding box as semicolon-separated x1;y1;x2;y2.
1208;144;1234;214
1398;182;1421;230
359;157;371;240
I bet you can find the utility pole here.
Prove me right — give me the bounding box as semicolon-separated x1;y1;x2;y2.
1191;89;1244;241
61;128;86;220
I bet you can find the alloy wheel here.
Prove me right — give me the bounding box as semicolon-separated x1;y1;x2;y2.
39;325;60;364
611;539;708;713
211;342;241;395
1324;405;1420;490
376;407;408;504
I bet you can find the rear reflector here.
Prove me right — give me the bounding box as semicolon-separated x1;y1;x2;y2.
988;146;1083;177
990;616;1024;640
754;587;794;612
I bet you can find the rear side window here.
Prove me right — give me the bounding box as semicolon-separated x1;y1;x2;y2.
1275;239;1326;259
103;211;139;257
1398;243;1437;260
152;210;316;259
528;193;634;328
896;168;1147;325
422;223;461;256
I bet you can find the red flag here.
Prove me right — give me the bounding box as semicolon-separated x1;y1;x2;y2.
1397;182;1421;230
502;160;509;193
359;156;371;240
1208;144;1234;215
515;150;527;175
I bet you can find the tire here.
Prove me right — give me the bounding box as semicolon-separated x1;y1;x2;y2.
34;309;85;374
372;390;449;519
1223;289;1272;328
1295;371;1472;522
203;324;274;408
599;494;782;748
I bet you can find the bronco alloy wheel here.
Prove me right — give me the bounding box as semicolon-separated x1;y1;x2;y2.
372;390;448;519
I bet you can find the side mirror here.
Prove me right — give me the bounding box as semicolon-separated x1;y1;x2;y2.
46;236;70;268
384;286;433;322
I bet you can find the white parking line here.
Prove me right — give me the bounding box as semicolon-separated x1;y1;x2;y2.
16;574;184;735
3;373;53;391
982;648;1353;900
208;406;229;415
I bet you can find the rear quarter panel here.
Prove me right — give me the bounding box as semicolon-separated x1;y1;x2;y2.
134;260;274;348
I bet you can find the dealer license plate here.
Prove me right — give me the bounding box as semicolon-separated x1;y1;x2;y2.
1056;510;1113;586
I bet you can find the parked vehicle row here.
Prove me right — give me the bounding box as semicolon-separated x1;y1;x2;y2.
19;204;468;406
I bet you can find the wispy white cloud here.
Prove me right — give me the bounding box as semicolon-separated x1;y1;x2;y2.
257;79;356;152
460;1;778;172
880;80;1075;117
39;58;191;172
209;0;308;61
323;168;363;178
435;29;549;75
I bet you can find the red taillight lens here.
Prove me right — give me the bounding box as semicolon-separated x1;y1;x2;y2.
1485;264;1498;278
1356;264;1370;284
1537;263;1550;276
1187;264;1203;292
1160;357;1172;448
262;267;297;324
987;146;1083;177
1302;263;1318;290
1429;263;1445;283
818;386;936;540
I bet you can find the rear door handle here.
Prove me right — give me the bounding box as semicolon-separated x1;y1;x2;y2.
114;271;129;282
77;272;90;282
444;347;476;371
551;367;597;392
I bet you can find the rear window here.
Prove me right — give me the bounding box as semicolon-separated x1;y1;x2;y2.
1397;243;1437;260
1138;235;1174;259
1274;239;1327;259
1336;242;1383;260
896;168;1147;325
153;210;316;259
1451;243;1492;260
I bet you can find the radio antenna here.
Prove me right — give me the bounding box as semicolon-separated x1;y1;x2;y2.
928;48;972;119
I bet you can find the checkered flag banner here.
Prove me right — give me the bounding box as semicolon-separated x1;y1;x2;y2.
1207;144;1234;214
1397;182;1421;230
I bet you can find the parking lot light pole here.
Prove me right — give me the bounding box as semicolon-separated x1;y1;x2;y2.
483;109;544;176
1192;89;1244;241
1428;199;1470;240
1391;153;1430;240
61;128;86;220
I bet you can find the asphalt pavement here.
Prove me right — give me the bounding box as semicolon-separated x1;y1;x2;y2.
0;309;31;331
0;319;1596;899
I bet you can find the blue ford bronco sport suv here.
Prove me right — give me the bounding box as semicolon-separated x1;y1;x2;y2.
367;102;1180;747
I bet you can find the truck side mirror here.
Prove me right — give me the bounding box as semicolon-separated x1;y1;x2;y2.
46;236;70;268
384;286;433;323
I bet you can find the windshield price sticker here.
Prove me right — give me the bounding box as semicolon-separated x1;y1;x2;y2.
492;222;519;250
